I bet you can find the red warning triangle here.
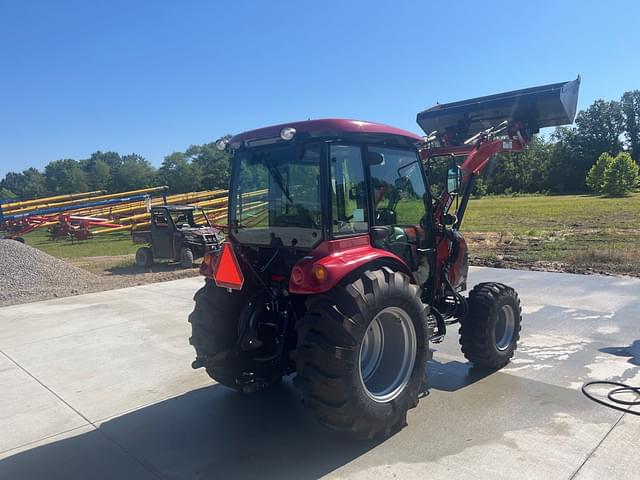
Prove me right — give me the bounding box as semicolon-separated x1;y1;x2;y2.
214;243;244;290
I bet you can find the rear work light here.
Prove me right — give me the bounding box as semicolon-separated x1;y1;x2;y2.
213;243;244;290
280;127;296;141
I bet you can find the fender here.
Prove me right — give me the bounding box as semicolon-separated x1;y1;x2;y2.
289;235;414;294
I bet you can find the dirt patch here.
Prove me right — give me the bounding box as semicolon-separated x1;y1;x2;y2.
469;256;618;277
465;231;640;278
68;255;201;287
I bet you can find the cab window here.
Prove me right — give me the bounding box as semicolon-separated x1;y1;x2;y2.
170;211;194;229
329;145;368;235
152;211;169;227
368;146;427;226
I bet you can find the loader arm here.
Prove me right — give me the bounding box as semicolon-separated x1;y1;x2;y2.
421;133;527;227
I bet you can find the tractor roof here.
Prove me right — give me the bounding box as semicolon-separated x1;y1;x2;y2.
229;119;422;147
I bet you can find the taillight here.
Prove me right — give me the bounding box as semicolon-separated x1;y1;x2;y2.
312;264;328;284
291;266;305;286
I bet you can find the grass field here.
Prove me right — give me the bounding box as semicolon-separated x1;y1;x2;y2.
462;192;640;275
20;192;640;276
23;229;138;258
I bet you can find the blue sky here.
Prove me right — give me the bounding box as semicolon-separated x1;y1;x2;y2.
1;0;638;177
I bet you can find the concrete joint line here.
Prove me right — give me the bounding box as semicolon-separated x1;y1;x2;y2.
0;349;164;480
568;412;626;479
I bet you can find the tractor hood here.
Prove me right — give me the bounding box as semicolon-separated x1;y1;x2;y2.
416;77;581;138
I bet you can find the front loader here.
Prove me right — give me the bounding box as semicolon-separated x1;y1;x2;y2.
189;78;580;439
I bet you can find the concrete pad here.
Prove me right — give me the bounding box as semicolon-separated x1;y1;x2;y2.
0;425;158;480
0;353;87;453
573;415;640;480
436;268;640;392
0;277;203;349
93;369;618;480
329;364;618;479
467;267;640;313
0;267;638;479
0;278;210;422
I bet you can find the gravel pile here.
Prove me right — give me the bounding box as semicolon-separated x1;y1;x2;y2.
0;240;104;306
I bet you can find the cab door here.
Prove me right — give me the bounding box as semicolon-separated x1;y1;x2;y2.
365;145;434;290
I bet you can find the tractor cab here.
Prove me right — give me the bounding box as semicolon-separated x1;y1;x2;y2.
216;119;436;296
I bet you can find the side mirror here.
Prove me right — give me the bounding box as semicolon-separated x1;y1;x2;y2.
442;213;458;226
447;166;462;194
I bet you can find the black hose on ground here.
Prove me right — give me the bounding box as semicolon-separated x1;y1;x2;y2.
581;381;640;415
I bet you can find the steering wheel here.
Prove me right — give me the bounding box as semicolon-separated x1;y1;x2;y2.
375;208;396;225
334;215;355;233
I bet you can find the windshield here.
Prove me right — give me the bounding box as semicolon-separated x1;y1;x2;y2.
169;208;210;229
169;210;196;228
230;143;322;248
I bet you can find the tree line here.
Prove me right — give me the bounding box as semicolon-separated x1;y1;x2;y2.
0;142;232;201
474;89;639;196
1;89;639;201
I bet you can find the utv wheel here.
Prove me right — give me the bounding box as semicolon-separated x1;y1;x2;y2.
459;282;522;369
180;247;194;268
135;247;153;268
293;267;430;440
188;280;281;391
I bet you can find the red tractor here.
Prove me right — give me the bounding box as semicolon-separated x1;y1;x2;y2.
189;78;580;439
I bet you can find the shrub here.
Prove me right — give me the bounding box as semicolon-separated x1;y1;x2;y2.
586;152;612;193
0;187;17;201
601;152;639;195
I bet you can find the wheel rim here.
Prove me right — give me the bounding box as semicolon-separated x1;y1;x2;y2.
495;304;516;351
358;306;417;403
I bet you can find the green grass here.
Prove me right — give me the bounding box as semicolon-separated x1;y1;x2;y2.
16;192;640;276
461;192;640;275
462;192;640;233
22;229;138;258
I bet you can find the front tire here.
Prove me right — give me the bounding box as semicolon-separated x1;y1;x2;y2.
135;247;153;267
459;282;522;369
180;247;194;268
293;267;430;439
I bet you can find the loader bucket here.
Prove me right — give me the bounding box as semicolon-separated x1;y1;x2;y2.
417;77;580;138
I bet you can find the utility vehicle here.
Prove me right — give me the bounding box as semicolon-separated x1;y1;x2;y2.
189;78;580;439
132;205;221;268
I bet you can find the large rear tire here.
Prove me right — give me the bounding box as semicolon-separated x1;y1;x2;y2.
188;280;281;391
459;282;522;369
293;267;430;439
189;281;249;390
